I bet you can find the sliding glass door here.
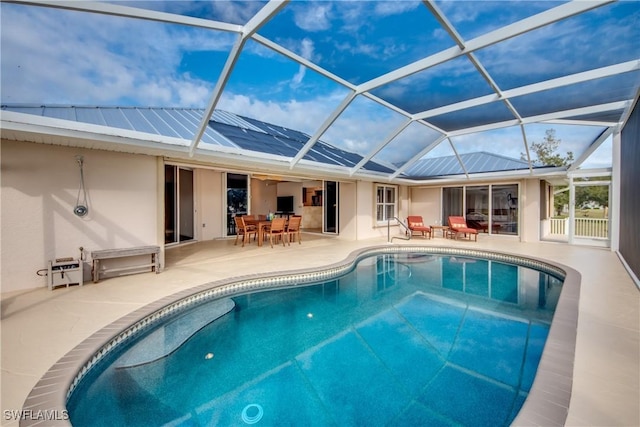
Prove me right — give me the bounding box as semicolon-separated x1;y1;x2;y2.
442;184;518;235
226;173;249;236
164;165;194;244
442;187;463;220
323;180;338;234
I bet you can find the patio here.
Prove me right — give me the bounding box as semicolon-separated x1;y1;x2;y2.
1;234;638;426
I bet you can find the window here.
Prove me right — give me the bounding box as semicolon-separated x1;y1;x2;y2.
376;184;397;223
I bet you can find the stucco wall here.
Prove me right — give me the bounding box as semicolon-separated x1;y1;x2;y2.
521;179;541;242
1;140;158;293
250;178;277;216
196;169;223;240
338;181;356;240
354;181;407;240
409;187;441;224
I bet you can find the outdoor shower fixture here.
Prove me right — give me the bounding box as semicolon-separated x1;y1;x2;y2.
74;155;89;217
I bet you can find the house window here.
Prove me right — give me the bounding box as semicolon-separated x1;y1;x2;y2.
376;184;397;223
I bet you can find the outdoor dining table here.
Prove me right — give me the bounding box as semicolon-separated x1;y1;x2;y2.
243;218;272;247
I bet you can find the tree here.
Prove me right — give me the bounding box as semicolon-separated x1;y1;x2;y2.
554;188;569;216
521;129;574;167
522;129;575;216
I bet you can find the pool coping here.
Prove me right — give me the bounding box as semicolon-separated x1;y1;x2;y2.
19;245;580;427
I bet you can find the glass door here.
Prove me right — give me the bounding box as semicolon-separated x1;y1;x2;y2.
164;165;194;244
226;173;249;236
492;184;518;235
323;180;338;234
442;187;463;225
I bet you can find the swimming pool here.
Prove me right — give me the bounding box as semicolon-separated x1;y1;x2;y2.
66;250;564;426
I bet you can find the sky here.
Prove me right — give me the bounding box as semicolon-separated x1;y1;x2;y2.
2;0;638;171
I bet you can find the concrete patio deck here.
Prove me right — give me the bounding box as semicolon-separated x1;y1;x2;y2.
1;233;638;426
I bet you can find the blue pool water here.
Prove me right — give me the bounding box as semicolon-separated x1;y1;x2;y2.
68;253;563;426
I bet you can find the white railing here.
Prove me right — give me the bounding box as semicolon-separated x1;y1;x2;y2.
550;218;567;235
575;218;608;238
549;218;608;238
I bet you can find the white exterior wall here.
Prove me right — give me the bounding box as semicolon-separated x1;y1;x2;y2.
337;181;357;240
0;138;546;294
353;181;408;240
1;140;159;293
355;181;375;239
409;187;441;224
196;169;224;240
521;178;541;243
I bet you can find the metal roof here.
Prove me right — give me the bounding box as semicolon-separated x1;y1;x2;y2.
405;152;535;179
1;104;538;177
1;104;398;174
1;1;638;182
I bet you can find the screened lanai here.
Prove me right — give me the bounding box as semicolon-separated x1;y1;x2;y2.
1;0;639;183
2;3;640;426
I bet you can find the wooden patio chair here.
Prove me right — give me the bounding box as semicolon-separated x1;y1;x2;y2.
407;216;432;239
286;215;302;245
447;216;478;241
234;216;257;247
265;217;287;247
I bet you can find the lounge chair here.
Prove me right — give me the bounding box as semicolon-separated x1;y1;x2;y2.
234;216;257;247
407;216;432;239
447;216;478;241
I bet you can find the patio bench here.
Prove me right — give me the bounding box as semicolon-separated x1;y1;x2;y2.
91;245;160;283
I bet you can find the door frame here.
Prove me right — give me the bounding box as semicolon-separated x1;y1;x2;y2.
164;164;195;246
323;180;339;234
568;174;611;247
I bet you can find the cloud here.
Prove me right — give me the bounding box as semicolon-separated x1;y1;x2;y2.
474;6;640;85
218;90;341;137
0;4;232;106
291;38;315;88
449;126;528;160
292;3;332;32
579;136;612;169
373;1;421;17
210;1;266;24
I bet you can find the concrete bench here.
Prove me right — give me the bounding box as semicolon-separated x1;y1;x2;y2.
91;245;160;283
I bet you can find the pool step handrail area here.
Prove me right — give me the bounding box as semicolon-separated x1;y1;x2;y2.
388;216;411;243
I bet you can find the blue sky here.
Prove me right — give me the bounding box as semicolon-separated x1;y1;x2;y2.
2;1;638;170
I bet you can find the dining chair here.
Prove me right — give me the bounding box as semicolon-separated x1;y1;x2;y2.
266;217;287;248
234;216;257;247
286;215;302;245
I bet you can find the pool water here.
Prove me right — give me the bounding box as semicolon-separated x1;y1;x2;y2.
68;253;563;426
